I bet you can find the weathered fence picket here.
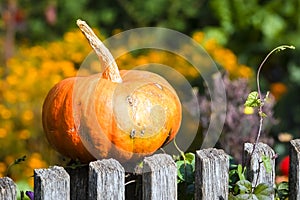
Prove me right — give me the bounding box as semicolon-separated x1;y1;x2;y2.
0;177;16;200
289;139;300;200
244;142;276;190
34;166;70;200
3;139;300;199
142;154;177;200
195;148;229;200
89;159;125;200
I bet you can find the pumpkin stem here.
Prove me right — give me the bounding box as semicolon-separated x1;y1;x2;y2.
77;19;122;83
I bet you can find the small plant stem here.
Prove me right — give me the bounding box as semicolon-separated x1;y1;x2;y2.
5;155;26;176
174;137;188;188
250;114;263;164
174;137;186;162
251;45;295;158
5;163;13;176
252;160;262;193
248;45;295;189
256;45;295;99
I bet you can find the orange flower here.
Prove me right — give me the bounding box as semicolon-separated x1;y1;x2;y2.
270;82;287;100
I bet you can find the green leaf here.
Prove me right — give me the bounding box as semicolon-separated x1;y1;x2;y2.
262;156;272;173
229;168;237;180
184;152;195;164
228;193;237;200
234;194;259;200
184;163;195;183
253;183;274;200
176;161;194;183
176;152;196;184
261;13;285;40
277;181;288;191
236;180;252;194
237;164;246;181
259;111;267;118
276;182;289;198
245;91;261;108
176;160;185;182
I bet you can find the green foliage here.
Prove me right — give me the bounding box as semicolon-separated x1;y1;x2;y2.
176;152;195;200
177;152;195;184
5;0;211;43
119;0;202;31
175;155;284;199
229;164;247;193
230;182;274;200
209;0;300;51
8;0;299;52
16;180;33;200
275;182;289;200
229;164;274;200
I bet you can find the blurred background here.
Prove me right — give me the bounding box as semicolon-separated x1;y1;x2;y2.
0;0;300;191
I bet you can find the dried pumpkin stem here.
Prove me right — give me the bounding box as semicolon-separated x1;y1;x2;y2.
76;19;122;83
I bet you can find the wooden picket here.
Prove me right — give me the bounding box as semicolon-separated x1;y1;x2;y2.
195;148;229;199
0;177;16;200
289;139;300;200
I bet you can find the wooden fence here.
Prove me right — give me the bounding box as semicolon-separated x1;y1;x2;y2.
1;139;300;200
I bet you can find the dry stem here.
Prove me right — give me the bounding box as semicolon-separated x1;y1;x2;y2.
77;19;122;83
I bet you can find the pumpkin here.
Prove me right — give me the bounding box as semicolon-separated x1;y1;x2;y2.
42;19;182;163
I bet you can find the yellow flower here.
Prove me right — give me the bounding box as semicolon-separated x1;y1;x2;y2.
244;106;254;115
0;107;12;119
3;90;17;104
0;128;7;138
27;153;47;170
238;65;253;79
203;39;218;52
18;129;31;140
22;110;34;122
191;31;254;79
6;75;18;86
192;32;204;43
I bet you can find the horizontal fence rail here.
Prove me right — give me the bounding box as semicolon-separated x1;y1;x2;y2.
1;139;300;199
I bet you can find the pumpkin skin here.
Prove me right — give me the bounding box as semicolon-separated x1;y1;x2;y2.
42;70;182;163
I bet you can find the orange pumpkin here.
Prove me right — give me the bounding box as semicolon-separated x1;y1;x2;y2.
42;20;182;163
